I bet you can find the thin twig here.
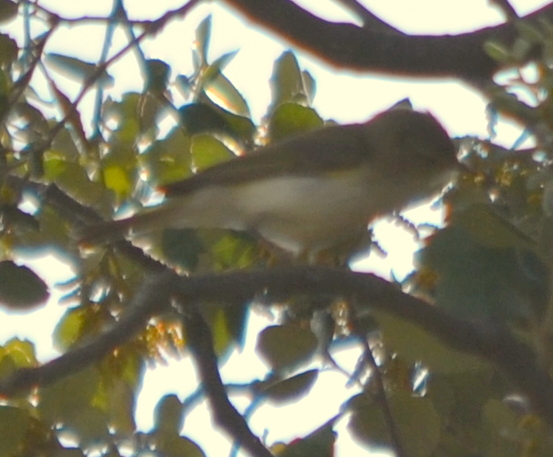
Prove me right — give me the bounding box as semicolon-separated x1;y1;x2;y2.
29;0;203;157
90;0;120;139
489;0;519;20
350;311;406;457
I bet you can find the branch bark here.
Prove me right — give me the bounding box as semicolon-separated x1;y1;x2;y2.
1;260;552;427
4;177;553;428
182;309;274;457
223;0;552;80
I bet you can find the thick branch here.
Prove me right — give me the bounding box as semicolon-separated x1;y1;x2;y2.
4;178;553;425
223;0;552;80
171;266;553;426
1;261;552;427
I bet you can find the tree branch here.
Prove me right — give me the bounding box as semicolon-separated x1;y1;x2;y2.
181;308;274;457
1;260;552;427
0;271;175;396
170;266;553;427
222;0;551;80
5;177;553;426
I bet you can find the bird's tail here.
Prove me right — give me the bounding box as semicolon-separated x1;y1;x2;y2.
75;205;182;246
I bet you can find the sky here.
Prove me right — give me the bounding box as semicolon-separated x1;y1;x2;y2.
0;0;551;456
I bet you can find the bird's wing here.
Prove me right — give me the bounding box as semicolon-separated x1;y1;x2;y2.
161;123;373;196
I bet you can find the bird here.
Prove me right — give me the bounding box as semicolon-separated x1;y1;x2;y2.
79;108;459;261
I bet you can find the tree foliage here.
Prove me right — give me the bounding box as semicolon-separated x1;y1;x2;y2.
1;1;553;457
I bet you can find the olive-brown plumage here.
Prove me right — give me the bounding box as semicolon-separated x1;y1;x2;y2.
80;109;458;257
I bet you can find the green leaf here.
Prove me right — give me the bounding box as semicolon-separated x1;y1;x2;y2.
270;51;306;109
53;307;88;351
102;163;135;198
512;37;533;62
204;71;250;117
374;311;485;373
105;379;136;434
161;228;204;271
104;92;141;146
260;369;318;403
190;134;234;171
0;260;49;310
417;222;548;321
63;405;110;447
211;307;234;356
179;102;255;144
101;144;139;200
257;324;318;371
222;303;249;348
39;366;101;422
1;206;39;233
205;230;258;271
155;433;206;457
43;156;107;207
203;50;239;83
179;103;229;135
0;406;28;456
425;370;501;456
3;337;37;367
301;70;316;104
453;203;535;249
268;103;323;142
349;391;441;457
515;21;544;45
137;92;165;135
140;127;192;186
13;102;49;139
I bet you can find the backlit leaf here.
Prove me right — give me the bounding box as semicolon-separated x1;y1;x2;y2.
46;52;112;84
268;102;323;142
190;134;233;171
270;51;306;109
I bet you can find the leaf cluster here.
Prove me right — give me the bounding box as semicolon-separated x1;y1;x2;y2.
1;2;553;457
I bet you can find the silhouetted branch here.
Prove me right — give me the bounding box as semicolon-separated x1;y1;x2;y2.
0;271;175;396
170;266;553;427
181;308;274;457
223;0;551;80
0;249;552;426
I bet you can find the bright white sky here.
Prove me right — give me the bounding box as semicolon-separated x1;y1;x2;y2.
1;0;550;456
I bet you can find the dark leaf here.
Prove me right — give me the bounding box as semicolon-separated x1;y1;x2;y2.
0;406;28;455
260;369;318;403
0;0;17;24
0;260;49;310
257;324;318;371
